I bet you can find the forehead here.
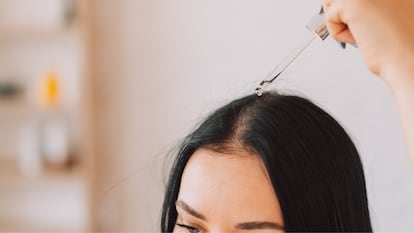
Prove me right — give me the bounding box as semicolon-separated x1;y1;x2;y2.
177;148;282;224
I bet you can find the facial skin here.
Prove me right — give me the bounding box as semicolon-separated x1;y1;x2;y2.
174;148;284;233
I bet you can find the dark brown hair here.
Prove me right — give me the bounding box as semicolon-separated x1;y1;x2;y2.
161;92;372;232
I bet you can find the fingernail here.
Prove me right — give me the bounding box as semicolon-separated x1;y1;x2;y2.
337;42;346;49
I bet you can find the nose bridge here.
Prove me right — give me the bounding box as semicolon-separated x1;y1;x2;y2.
204;208;235;233
207;226;235;233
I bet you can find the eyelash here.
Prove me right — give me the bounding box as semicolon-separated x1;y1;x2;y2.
176;223;201;233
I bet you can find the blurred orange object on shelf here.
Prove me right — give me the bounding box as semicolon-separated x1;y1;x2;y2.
39;70;60;109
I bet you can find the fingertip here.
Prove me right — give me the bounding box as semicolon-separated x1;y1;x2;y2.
337;42;346;49
333;30;356;44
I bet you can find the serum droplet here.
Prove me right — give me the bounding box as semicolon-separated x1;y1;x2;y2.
255;88;263;97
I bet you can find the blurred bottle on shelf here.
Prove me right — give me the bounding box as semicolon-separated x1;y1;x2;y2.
39;70;70;170
63;0;77;27
40;70;59;109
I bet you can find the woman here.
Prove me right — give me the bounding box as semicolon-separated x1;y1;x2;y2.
162;0;414;231
162;92;372;232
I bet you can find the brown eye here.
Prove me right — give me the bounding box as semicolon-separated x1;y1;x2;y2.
176;223;201;233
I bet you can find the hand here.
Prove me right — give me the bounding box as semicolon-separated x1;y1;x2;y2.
323;0;414;89
323;0;414;169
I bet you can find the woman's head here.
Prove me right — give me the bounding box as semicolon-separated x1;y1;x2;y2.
161;92;372;232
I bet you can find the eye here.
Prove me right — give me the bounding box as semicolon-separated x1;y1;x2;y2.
176;223;201;233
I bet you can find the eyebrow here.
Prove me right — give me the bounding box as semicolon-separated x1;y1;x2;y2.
236;221;285;231
176;200;207;221
176;200;284;231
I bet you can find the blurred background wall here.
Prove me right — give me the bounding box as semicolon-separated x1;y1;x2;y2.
1;0;413;232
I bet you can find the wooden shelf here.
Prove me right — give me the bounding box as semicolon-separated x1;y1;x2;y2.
0;25;81;44
0;0;93;231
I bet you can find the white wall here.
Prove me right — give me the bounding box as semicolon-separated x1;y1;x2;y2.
90;0;414;231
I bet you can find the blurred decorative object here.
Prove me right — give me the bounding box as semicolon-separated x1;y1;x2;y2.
0;82;23;100
41;115;69;169
63;0;77;27
37;69;70;169
39;70;60;109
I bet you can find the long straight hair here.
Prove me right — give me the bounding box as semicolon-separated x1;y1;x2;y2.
161;92;372;232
